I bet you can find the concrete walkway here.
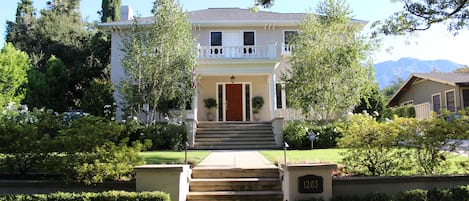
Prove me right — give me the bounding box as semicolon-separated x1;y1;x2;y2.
194;151;277;169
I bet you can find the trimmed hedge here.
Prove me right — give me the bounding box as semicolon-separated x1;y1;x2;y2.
0;191;170;201
327;185;469;201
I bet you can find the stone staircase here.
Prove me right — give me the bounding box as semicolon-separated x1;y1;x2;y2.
193;122;280;150
187;168;283;201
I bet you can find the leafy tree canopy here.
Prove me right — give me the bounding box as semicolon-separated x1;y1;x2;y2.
283;0;374;122
120;0;196;124
0;43;31;109
374;0;469;35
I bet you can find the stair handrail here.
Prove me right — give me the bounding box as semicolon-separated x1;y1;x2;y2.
283;142;289;166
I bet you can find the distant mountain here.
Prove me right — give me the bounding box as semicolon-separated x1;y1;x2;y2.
374;57;464;89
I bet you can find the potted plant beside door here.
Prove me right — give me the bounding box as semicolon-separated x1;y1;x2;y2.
252;96;264;121
203;98;217;121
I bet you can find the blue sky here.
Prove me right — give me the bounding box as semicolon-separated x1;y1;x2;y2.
1;0;469;65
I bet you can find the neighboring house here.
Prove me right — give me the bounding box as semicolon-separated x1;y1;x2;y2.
387;73;469;120
100;7;366;122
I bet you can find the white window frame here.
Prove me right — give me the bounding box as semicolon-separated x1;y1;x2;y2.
275;83;287;109
461;87;469;109
242;30;256;46
283;30;298;45
445;89;456;112
432;93;442;113
209;30;223;46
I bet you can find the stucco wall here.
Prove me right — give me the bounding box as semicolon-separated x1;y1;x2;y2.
192;26;297;58
198;75;272;121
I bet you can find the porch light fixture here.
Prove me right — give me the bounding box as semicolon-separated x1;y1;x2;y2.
230;75;235;83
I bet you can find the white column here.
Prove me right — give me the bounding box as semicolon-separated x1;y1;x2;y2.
270;73;276;120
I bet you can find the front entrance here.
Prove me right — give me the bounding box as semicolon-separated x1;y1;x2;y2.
226;84;243;121
216;82;252;122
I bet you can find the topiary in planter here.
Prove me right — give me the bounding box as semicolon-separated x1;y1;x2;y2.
252;96;264;114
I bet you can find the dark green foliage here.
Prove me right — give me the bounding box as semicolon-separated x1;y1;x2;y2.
391;105;416;118
7;1;111;112
81;79;115;119
395;189;427;201
353;84;386;120
0;191;170;201
138;124;187;150
283;121;342;149
373;0;469;35
0;108;145;184
331;186;469;201
332;193;392;201
5;0;36;56
101;0;121;23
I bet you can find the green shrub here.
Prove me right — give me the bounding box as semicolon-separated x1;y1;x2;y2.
0;108;146;184
395;189;427;201
332;193;391;201
391;105;416;118
283;121;342;150
139;124;187;150
338;114;408;176
0;191;170;201
283;121;310;149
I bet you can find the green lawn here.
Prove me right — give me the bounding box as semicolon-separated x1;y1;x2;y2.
140;151;210;165
260;149;345;165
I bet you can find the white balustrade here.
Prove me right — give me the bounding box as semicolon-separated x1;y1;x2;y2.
198;45;276;59
281;43;294;55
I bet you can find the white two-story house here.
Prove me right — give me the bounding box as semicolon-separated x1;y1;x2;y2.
101;7;366;148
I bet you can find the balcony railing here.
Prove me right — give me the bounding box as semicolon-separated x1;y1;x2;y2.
197;43;277;59
281;44;293;55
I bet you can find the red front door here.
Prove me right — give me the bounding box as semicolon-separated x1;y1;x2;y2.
226;84;243;121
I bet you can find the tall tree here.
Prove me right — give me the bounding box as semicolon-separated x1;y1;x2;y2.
120;0;196;125
6;0;36;59
374;0;469;35
9;0;112;112
283;0;374;122
101;0;121;22
0;43;31;109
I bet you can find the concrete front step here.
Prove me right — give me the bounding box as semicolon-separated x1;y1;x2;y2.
192;168;279;178
193;145;280;150
186;191;283;201
190;178;281;191
194;122;277;150
195;137;276;142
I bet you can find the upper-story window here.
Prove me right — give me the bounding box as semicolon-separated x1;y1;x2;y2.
283;30;297;54
284;30;298;45
243;32;255;46
210;32;222;46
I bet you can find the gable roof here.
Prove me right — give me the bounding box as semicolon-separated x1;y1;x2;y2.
99;7;367;29
387;72;469;107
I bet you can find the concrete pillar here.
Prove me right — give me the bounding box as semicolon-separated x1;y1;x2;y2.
281;163;337;201
185;116;197;147
272;117;284;147
134;165;191;201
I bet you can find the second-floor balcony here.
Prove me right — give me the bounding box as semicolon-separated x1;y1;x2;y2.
197;43;292;60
